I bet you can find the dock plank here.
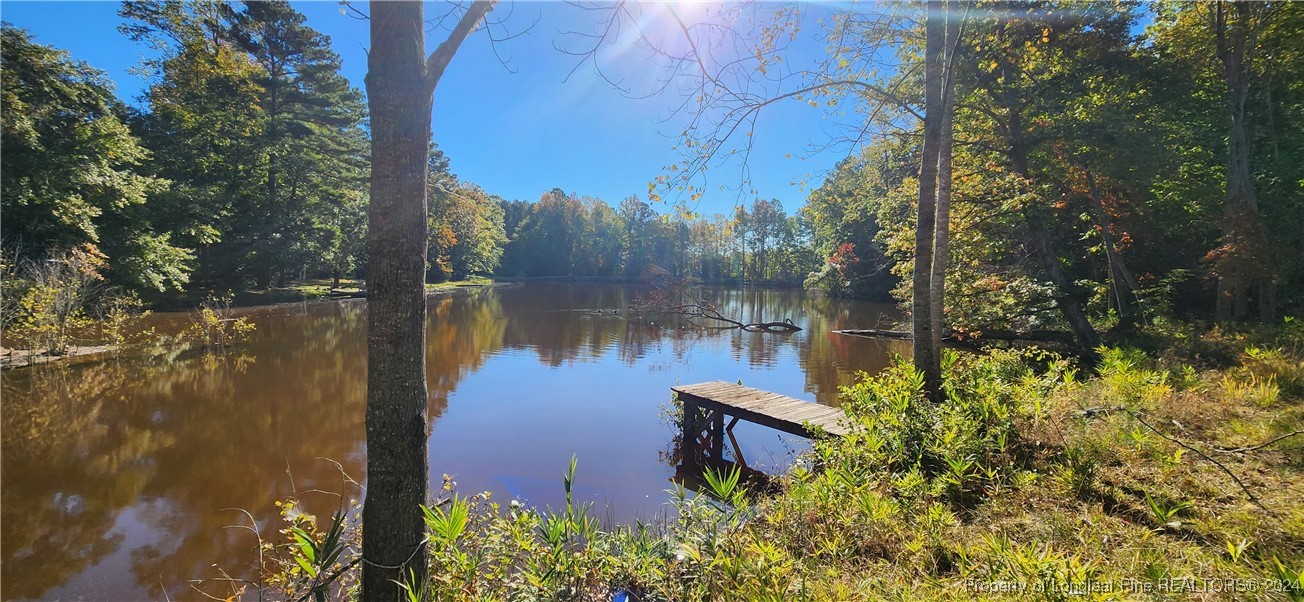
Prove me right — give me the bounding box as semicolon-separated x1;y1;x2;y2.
671;382;853;439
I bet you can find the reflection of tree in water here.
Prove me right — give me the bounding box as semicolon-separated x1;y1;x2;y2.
491;284;907;405
2;360;145;600
1;300;375;600
425;289;508;423
499;284;633;367
792;294;909;404
0;285;903;599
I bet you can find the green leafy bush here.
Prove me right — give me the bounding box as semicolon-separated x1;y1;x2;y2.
187;293;255;349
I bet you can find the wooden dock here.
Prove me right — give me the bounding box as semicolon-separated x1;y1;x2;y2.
671;381;850;468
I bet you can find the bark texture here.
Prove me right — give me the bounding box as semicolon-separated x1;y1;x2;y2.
913;0;945;402
930;0;961;367
362;2;494;599
363;2;434;599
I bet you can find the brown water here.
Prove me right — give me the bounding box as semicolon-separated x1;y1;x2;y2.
1;283;905;601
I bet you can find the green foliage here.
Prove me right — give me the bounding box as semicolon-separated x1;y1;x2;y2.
1095;347;1172;409
702;464;742;503
1143;492;1193;530
426;147;509;282
1225;537;1251;564
94;291;153;352
1240;345;1304;400
1273;558;1304;601
265;497;359;602
833;349;1066;507
120;0;368;289
792;0;1302;331
422;495;471;545
1053;443;1099;500
1;24;184;291
801;140;907;299
5;248;103;353
186;294;256;349
494;189;817;284
231;342;1303;601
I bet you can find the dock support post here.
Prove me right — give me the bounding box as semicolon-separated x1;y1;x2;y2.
681;396;707;467
711;411;725;464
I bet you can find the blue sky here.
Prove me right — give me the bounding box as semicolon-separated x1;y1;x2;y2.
1;1;852;217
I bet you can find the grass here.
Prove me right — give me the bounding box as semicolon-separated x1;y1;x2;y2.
239;322;1304;602
426;276;495;292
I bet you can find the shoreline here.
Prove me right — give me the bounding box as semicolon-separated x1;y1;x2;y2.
1;344;118;370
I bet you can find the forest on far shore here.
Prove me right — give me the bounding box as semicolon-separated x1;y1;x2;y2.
3;0;1302;345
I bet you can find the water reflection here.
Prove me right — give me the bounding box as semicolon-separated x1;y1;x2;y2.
1;284;904;600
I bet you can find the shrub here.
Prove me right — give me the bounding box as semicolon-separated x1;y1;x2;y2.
94;291;153;352
5;247;103;353
1240;345;1304;400
834;349;1067;507
187;293;256;349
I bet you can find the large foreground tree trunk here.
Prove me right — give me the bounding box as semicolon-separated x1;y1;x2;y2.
363;3;435;598
913;0;945;402
362;2;493;600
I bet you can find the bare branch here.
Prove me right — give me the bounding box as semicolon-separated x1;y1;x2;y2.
339;1;368;21
1121;408;1272;514
1214;430;1304;454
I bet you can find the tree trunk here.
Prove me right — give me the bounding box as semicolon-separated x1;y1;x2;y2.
1009;140;1099;361
363;2;434;599
361;2;493;599
993;24;1100;362
1082;168;1138;326
1022;207;1100;361
913;0;944;402
1212;0;1272;321
930;0;960;366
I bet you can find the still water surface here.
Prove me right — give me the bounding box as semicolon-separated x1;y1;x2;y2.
1;283;905;600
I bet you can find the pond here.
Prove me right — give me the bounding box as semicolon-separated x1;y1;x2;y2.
1;283;906;600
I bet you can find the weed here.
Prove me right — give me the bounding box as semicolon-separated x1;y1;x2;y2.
1220;372;1281;407
1096;346;1171;408
1054;444;1098;499
1273;558;1304;601
5;247;103;353
1144;492;1193;530
1225;538;1251;563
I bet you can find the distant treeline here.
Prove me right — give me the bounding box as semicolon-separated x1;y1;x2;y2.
426;147;824;287
493;192;819;287
1;2;838;303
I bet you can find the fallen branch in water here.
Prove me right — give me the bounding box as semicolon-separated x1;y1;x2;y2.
660;300;802;333
631;269;800;333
